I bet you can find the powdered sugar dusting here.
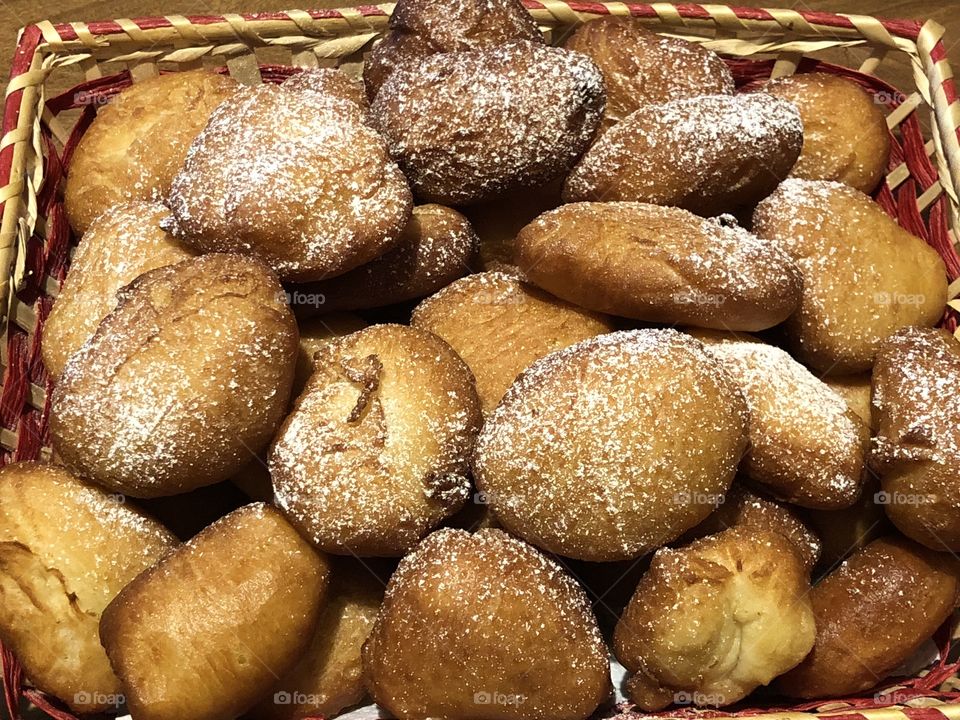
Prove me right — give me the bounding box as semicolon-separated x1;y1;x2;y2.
166;84;412;282
370;40;604;204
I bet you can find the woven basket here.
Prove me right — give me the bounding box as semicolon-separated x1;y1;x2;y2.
2;3;960;720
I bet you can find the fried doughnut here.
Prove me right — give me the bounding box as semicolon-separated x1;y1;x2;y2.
461;180;562;270
411;270;614;413
50;253;298;498
270;324;483;555
166;84;412;282
563;93;802;216
370;40;604;205
614;527;815;710
691;330;869;509
562;17;734;131
753;179;948;373
282;67;368;109
297;204;477;315
294;313;368;397
253;558;383;720
474;329;749;561
777;536;960;698
64;70;237;235
825;373;875;428
0;463;176;714
685;484;821;572
516;202;802;331
362;528;611;720
871;327;960;550
42;201;195;379
759;72;890;192
362;0;543;99
100;504;328;720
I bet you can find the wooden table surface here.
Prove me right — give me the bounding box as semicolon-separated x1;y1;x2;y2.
0;0;956;92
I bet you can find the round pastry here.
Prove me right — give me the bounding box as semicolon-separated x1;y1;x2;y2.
777;536;960;698
562;16;734;131
516;202;802;331
166;84;412;282
684;484;822;572
411;270;614;413
753;179;948;373
100;503;329;720
759;72;890;192
282;66;368;109
563;93;802;216
825;373;875;429
369;40;604;205
270;324;483;555
871;327;960;549
461;180;562;270
297;204;478;315
253;557;384;720
362;528;611;720
474;329;749;561
614;526;815;710
64;69;237;235
0;463;177;715
294;313;368;397
50;253;299;498
363;0;543;99
42;201;195;379
691;330;869;509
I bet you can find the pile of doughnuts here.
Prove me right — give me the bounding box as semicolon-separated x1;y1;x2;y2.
4;2;959;719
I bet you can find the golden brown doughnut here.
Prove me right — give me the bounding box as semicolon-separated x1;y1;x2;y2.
42;201;195;379
563;93;802;216
369;40;604;205
65;70;237;235
362;528;611;720
684;484;822;572
759;72;890;192
166;84;412;282
100;503;329;720
871;327;960;550
362;0;543;99
691;330;869;509
282;66;368;109
296;204;477;314
294;313;368;397
252;558;384;720
516;202;802;331
411;270;614;413
562;16;734;131
270;324;483;555
0;463;176;714
777;536;960;698
50;253;298;498
474;329;749;561
614;527;815;710
753;179;948;373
